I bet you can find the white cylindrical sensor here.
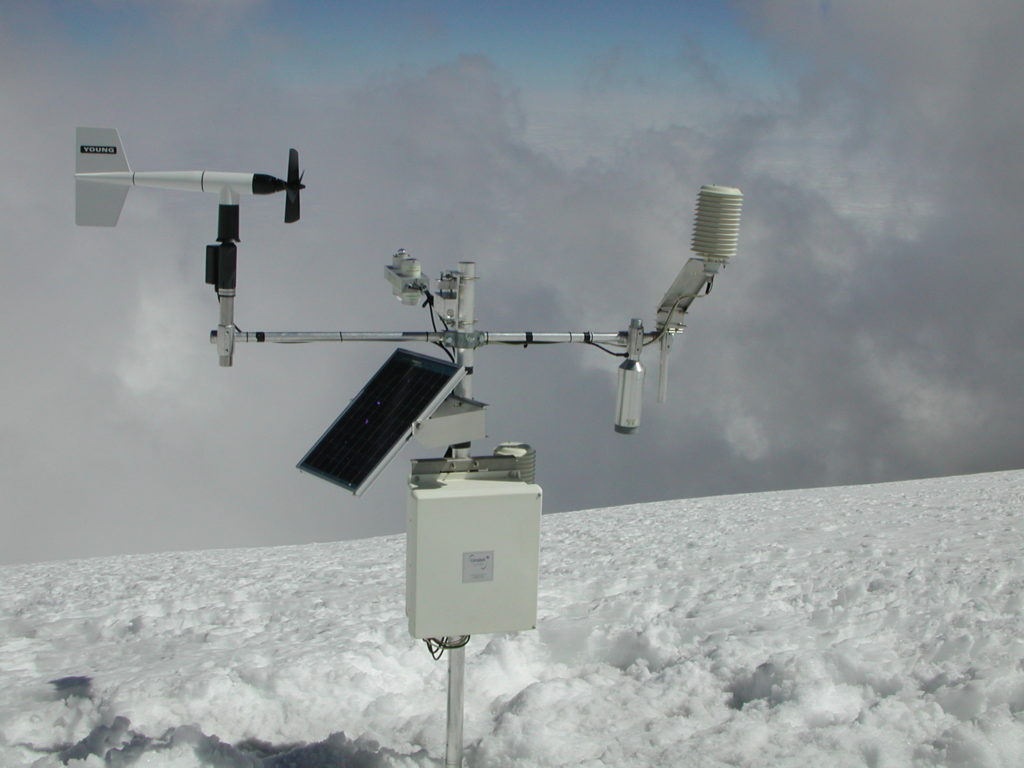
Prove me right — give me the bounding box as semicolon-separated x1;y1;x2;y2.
691;185;743;262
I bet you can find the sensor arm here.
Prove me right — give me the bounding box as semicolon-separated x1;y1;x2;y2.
211;328;661;348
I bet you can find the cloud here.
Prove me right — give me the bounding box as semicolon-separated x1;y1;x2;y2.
1;2;1022;564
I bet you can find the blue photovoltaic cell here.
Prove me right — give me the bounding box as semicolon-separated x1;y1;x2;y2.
298;349;464;495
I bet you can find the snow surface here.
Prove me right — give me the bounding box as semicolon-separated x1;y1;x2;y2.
2;470;1023;767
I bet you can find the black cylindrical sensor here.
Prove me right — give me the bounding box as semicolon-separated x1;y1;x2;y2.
205;244;219;286
217;204;240;243
217;243;237;291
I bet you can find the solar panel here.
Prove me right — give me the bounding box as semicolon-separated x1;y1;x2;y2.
298;349;466;496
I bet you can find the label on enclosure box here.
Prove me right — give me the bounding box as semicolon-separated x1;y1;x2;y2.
462;551;494;583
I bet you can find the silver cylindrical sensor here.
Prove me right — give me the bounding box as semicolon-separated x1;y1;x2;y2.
614;318;645;434
615;359;644;434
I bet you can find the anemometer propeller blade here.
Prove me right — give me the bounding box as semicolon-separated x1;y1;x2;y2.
253;148;304;223
285;148;304;223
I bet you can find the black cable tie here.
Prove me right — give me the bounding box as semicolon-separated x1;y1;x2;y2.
256;332;265;342
584;332;592;343
524;331;534;348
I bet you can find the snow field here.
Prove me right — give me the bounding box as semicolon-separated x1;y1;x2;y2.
1;469;1023;766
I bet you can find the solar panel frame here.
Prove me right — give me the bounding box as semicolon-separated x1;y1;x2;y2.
298;348;466;496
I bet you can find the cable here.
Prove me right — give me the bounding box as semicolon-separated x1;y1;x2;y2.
422;290;451;331
434;342;456;363
585;340;627;357
643;289;706;348
422;290;456;363
492;339;559;349
490;337;625;356
425;636;470;660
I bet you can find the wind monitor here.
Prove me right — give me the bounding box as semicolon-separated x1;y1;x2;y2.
74;127;305;366
75;127;304;226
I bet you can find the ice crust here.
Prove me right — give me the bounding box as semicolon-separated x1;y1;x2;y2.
1;469;1023;766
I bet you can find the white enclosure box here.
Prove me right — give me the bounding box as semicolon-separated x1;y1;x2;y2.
407;476;542;639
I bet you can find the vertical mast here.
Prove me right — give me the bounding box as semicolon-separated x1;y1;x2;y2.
445;260;475;768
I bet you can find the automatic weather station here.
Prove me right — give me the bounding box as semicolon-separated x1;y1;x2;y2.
75;127;743;767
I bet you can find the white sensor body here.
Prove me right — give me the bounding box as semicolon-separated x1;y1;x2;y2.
385;248;426;305
77;170;261;210
691;185;743;262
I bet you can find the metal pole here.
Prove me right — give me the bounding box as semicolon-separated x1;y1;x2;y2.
443;260;476;768
454;262;476;405
446;644;466;767
217;329;651;347
216;290;235;366
216;330;444;344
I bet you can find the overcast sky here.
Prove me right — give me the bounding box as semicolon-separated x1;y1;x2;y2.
2;1;1022;565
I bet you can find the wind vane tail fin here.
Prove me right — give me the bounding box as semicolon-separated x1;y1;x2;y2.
75;127;130;226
